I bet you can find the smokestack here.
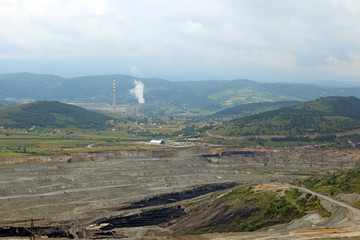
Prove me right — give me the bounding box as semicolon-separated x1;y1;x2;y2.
138;103;146;116
113;78;116;112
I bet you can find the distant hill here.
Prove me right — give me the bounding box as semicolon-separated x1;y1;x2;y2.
209;101;302;119
0;101;112;129
212;96;360;136
1;73;360;116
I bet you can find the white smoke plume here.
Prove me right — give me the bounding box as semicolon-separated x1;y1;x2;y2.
130;79;145;103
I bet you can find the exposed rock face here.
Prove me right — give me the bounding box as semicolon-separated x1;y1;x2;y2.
0;154;72;165
201;149;360;174
0;146;359;227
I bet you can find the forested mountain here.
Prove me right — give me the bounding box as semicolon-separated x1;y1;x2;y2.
1;73;360;113
212;96;360;136
0;101;111;129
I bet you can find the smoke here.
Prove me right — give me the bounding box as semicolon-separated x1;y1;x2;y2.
130;79;145;103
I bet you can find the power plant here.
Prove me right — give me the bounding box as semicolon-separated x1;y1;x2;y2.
70;78;146;116
112;78;146;115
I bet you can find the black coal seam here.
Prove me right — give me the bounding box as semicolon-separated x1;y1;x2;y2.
119;182;237;210
98;206;185;230
202;151;266;158
0;226;74;239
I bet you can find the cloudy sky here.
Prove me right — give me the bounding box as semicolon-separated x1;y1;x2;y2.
0;0;360;84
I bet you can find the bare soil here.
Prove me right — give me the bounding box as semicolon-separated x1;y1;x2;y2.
1;146;360;239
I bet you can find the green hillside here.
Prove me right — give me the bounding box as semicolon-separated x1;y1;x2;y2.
0;101;112;129
1;73;360;116
209;101;301;119
212;96;360;136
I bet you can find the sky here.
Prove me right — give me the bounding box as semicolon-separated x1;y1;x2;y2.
0;0;360;85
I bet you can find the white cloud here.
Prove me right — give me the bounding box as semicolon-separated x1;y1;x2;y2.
130;66;144;77
318;52;360;76
183;20;206;35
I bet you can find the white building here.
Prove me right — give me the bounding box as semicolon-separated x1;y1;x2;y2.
150;140;165;145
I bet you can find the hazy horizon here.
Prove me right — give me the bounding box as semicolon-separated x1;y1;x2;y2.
2;71;360;88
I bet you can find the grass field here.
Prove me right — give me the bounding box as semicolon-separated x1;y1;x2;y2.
0;116;206;156
0;131;165;156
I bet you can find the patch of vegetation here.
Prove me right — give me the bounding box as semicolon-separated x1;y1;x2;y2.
285;189;330;217
302;168;360;197
355;200;360;209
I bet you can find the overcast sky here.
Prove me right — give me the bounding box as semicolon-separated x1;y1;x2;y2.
0;0;359;84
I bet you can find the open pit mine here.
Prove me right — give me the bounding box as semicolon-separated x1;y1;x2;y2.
1;146;360;239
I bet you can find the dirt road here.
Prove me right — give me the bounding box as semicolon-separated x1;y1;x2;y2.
292;185;360;221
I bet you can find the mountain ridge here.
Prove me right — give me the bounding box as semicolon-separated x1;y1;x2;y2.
1;73;360;114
